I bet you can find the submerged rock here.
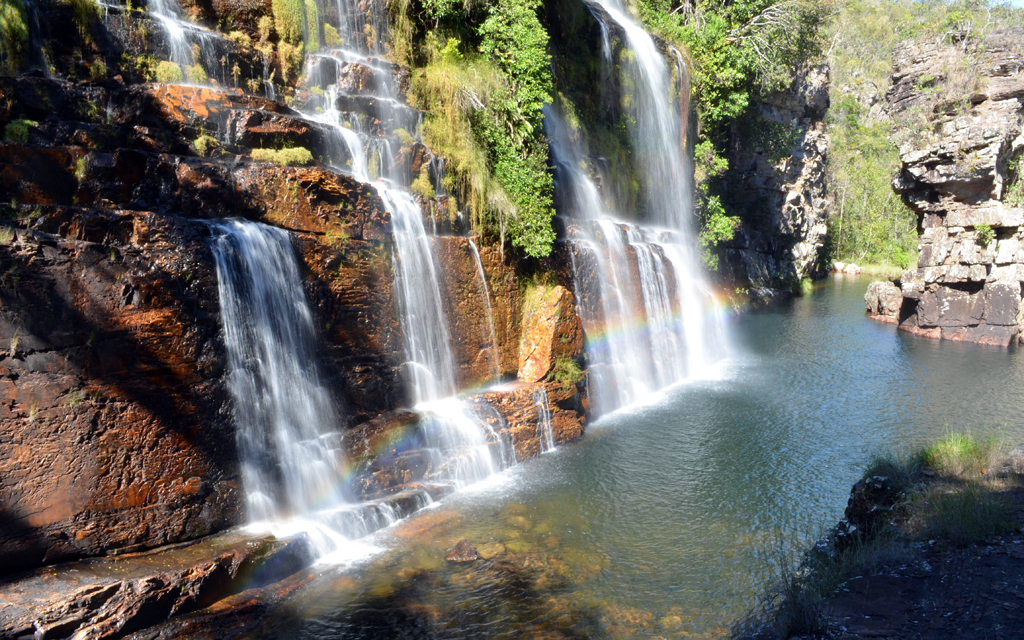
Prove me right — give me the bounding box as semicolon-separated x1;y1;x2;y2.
446;539;479;563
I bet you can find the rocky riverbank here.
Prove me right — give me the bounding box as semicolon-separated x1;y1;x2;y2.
742;434;1024;639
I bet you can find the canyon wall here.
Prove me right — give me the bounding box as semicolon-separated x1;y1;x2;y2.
721;65;832;297
876;28;1024;345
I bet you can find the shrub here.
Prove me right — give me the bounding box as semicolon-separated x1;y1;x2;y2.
251;146;313;166
226;30;252;48
154;61;184;84
324;23;342;47
185;63;208;84
0;0;29;75
3;119;36;143
975;223;995;246
548;357;583;390
89;58;107;80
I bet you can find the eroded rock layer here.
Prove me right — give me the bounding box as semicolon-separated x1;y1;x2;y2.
887;28;1024;345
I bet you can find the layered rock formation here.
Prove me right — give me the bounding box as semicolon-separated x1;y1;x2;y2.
0;71;589;581
881;28;1024;345
722;65;831;295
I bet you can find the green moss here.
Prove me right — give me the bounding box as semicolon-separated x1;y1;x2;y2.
194;134;219;157
411;163;435;200
226;30;252;48
251;146;314;166
3;119;36;143
394;127;415;147
185;63;208;84
154;61;184;84
324;23;342;47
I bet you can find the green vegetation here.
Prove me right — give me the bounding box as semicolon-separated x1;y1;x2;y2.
193;134;220;157
270;0;319;83
3;119;36;143
748;431;1021;635
154;60;184;84
975;222;995;246
548;356;583;390
404;0;556;258
251;146;314;166
0;0;28;75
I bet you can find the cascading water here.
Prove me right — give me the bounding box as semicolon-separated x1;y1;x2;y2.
547;0;728;416
278;1;517;495
468;240;502;383
208;220;344;524
533;388;555;453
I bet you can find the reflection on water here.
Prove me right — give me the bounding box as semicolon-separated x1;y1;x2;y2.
253;275;1024;638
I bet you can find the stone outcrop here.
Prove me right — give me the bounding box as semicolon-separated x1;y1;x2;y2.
723;64;831;294
864;280;903;323
889;28;1024;345
0;530;314;640
517;284;583;384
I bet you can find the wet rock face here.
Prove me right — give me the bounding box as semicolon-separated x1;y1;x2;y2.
723;64;831;291
889;28;1024;345
0;77;406;571
0;207;240;575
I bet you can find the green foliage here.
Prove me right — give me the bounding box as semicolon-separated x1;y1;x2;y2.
193;134;220;157
154;60;184;84
0;0;28;75
411;163;435;200
226;30;252;48
548;357;583;390
324;23;342;47
89;57;106;80
185;63;208;84
827;92;916;269
251;146;314;166
272;0;305;45
697;195;738;270
411;0;557;258
3;118;36;143
975;223;994;245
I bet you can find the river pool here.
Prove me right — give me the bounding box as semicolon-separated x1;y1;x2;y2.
251;274;1024;638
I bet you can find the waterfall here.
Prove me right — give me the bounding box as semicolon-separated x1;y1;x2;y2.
468;240;501;383
288;2;516;491
208;220;344;524
533;388;554;453
546;0;728;416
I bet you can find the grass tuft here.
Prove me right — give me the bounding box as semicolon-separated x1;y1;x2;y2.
921;431;1003;477
251;147;313;166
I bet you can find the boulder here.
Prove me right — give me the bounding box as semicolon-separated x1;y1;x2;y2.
517;284;583;383
865;281;904;322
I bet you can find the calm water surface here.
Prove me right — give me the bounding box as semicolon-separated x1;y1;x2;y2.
254;275;1024;638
